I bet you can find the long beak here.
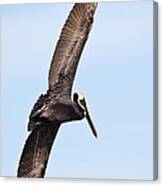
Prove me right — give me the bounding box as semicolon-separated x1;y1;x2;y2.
81;100;97;138
85;108;98;138
79;97;98;138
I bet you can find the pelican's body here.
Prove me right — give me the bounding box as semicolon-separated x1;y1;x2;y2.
28;90;84;131
17;3;98;178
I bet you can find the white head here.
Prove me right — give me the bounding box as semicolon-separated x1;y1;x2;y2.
73;92;98;138
73;92;86;115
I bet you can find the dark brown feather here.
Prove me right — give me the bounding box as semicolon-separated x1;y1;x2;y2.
17;124;60;177
17;3;98;178
48;3;97;95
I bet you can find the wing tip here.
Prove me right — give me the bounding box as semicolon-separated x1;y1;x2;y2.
75;2;98;12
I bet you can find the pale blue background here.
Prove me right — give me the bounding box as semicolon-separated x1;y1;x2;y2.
1;0;155;180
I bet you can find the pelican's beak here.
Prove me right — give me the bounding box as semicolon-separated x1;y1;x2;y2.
85;107;98;138
80;98;98;138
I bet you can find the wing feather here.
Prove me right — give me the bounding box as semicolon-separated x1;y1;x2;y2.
17;124;60;178
48;3;97;95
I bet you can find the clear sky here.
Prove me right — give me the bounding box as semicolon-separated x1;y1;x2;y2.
1;0;155;180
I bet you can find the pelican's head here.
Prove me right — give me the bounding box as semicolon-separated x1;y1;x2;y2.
73;92;98;138
73;92;86;115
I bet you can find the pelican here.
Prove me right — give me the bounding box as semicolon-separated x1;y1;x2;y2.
17;3;98;178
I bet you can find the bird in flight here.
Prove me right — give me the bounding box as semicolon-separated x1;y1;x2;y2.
17;3;98;178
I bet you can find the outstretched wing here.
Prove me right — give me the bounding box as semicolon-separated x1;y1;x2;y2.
17;124;60;178
48;3;97;95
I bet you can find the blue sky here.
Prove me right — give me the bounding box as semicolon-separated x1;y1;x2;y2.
1;1;155;180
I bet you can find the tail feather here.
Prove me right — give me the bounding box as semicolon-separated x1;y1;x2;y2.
17;124;60;178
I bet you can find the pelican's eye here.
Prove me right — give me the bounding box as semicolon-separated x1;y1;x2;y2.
78;97;86;113
78;98;87;116
79;98;86;109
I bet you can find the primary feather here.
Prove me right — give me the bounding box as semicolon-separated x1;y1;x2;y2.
48;3;97;95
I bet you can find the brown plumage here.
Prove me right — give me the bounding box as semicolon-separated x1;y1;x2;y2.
48;3;97;94
18;124;60;177
17;3;98;178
